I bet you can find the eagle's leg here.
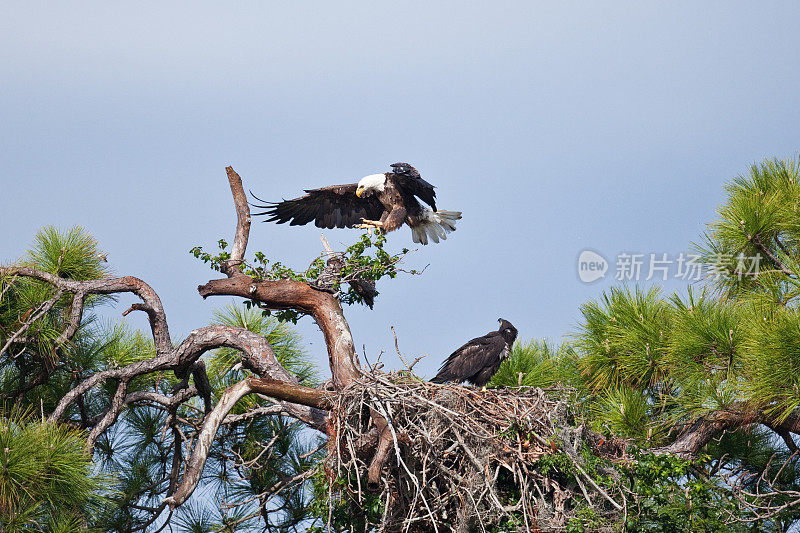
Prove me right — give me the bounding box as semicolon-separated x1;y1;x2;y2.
354;219;384;233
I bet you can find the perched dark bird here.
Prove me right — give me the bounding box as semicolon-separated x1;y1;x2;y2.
431;319;518;388
251;163;462;244
310;255;378;308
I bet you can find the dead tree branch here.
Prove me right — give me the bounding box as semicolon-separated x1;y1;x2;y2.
220;166;251;278
197;167;362;390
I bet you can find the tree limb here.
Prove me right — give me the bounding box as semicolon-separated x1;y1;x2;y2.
87;379;129;450
655;404;800;458
220;165;251;278
0;267;173;354
197;166;362;390
749;233;795;277
0;288;64;357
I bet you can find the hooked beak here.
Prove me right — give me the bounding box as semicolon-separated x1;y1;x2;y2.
356;188;364;198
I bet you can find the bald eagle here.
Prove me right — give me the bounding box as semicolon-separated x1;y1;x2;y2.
430;319;518;387
251;163;462;244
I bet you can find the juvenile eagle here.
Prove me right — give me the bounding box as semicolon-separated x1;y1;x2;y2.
251;163;462;244
431;319;518;387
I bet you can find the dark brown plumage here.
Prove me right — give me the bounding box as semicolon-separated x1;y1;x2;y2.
251;163;461;244
310;255;378;308
251;183;385;229
431;319;518;387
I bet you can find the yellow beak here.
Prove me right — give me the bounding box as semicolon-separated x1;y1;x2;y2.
356;188;364;198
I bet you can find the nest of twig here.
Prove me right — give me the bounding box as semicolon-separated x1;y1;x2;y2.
324;371;628;532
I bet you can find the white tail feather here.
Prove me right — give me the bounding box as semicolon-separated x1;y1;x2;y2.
411;209;462;245
412;225;428;245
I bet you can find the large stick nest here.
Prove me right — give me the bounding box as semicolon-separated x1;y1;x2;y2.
324;371;628;532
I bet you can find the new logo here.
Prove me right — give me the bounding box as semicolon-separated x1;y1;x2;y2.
578;250;608;283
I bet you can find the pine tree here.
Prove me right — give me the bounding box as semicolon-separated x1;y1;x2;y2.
0;226;319;530
8;160;800;531
489;157;800;530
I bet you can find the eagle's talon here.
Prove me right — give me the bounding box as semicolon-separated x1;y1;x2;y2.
255;163;461;244
358;219;384;228
355;220;384;235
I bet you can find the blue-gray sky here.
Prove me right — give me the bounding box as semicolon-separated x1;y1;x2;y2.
2;2;800;381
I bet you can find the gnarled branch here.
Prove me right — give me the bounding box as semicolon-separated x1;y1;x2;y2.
197;165;362;390
656;404;800;458
166;375;325;508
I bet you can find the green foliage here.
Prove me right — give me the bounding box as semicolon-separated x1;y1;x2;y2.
576;286;672;393
570;286;747;444
174;503;221;532
24;225;110;281
208;303;316;386
9;156;800;530
490;339;581;389
694;157;800;300
625;452;740;532
560;157;800;531
2;226;323;531
1;226;111;367
534;451;575;478
190;232;418;319
666;289;739;382
589;386;651;443
307;468;384;533
566;504;602;533
742;304;800;421
0;410;108;530
530;447;739;532
567;159;800;432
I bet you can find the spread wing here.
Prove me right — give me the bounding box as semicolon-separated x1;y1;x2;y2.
430;332;506;384
397;175;437;211
251;184;385;229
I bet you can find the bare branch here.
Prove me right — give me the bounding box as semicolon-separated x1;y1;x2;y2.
655;404;800;458
220;166;251;278
87;379;129;450
56;290;85;344
50;324;327;425
125;387;200;411
198;277;361;389
748;233;795;277
247;376;333;410
2;166;380;519
165;373;332;508
367;425;393;490
165;377;255;508
0;267;173;354
222;404;284;425
0;288;64;357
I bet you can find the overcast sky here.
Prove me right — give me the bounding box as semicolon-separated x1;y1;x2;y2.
2;2;800;381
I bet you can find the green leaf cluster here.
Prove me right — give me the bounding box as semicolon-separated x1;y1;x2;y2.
489;339;581;390
307;468;384;533
1;226;111;368
623;452;741;532
191;232;417;317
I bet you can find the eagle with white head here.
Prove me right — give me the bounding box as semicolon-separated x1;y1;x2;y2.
252;163;462;244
